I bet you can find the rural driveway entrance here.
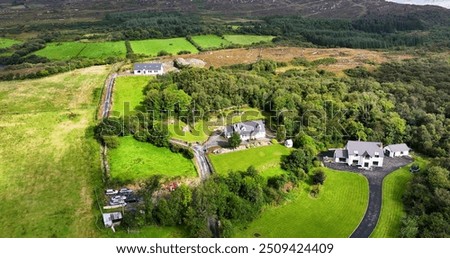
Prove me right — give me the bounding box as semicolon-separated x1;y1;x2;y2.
325;157;412;238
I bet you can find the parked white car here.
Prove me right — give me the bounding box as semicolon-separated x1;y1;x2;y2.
105;189;118;195
119;188;133;194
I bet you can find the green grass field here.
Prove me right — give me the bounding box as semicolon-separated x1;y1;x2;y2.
209;144;292;177
111;76;152;115
223;35;274;45
35;42;86;60
191;35;232;49
35;41;126;60
371;156;429;238
0;66;109;237
0;37;21;49
108;137;197;182
130;38;199;56
168;120;211;143
235;168;369;237
78;42;126;59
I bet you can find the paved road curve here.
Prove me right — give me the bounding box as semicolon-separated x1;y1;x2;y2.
350;171;384;238
349;157;413;238
169;139;212;180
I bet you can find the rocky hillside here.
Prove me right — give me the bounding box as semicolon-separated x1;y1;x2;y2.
0;0;449;23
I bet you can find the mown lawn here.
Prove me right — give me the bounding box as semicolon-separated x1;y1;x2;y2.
130;38;199;56
209;144;292;177
0;66;109;237
108;136;197;182
223;35;274;45
191;35;232;49
371;156;429;238
111;76;152;115
35;41;126;60
235;168;369;238
0;37;21;49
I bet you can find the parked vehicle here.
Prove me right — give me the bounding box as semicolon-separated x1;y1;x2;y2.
105;189;118;195
119;188;133;194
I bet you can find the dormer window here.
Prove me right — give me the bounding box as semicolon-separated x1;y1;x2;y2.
354;150;358;156
374;152;379;158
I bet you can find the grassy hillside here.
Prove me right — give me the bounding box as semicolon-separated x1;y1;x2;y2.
108;137;197;182
191;35;232;49
130;38;198;56
111;76;152;115
209;144;292;178
235;168;369;238
223;35;274;45
0;66;109;237
35;42;126;60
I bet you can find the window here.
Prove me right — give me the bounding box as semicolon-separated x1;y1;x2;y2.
373;161;379;166
339;158;346;162
374;152;379;158
400;151;404;154
354;150;358;156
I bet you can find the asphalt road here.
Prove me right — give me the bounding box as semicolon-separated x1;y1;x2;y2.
325;156;412;238
349;157;413;238
169;139;212;180
102;73;116;118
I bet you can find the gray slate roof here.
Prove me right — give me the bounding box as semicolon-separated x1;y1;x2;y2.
225;120;265;137
134;63;163;71
334;149;348;159
385;143;410;152
346;141;384;157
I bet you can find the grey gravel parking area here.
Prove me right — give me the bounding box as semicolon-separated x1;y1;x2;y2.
324;156;413;238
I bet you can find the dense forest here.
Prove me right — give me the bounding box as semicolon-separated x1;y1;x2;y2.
95;57;449;237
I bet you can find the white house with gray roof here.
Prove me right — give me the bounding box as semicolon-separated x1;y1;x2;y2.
334;141;384;169
133;63;164;75
224;120;266;141
384;143;410;157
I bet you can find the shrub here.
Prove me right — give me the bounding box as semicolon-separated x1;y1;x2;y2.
157;50;171;57
103;135;120;149
312;169;327;185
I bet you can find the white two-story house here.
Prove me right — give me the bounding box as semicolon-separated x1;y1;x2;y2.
334;141;384;169
224;120;266;141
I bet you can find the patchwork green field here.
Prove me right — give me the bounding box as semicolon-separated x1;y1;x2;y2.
0;66;109;237
108;136;197;182
130;38;199;56
35;42;85;60
209;144;292;178
0;38;21;49
235;168;369;237
223;35;274;45
111;76;152;115
371;156;428;238
78;42;126;59
191;35;232;49
168;120;210;143
35;41;126;60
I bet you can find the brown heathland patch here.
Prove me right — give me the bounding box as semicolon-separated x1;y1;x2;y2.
175;47;412;74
